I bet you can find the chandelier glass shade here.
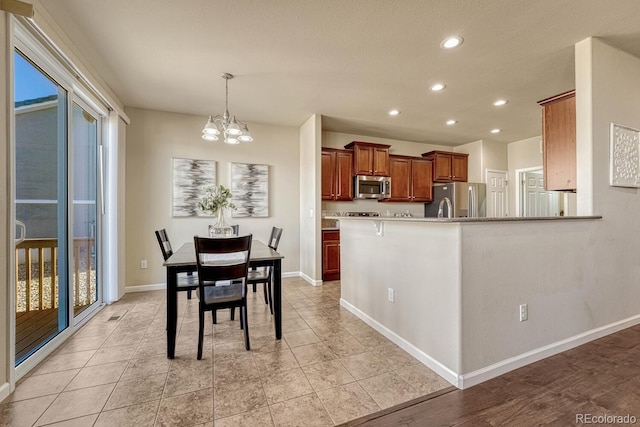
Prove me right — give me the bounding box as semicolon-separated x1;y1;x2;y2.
202;73;253;144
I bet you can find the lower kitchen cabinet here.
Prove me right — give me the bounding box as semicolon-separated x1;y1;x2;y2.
322;230;340;281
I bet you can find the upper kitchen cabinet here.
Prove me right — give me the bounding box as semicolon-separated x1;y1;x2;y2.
384;155;433;202
344;141;390;176
421;150;468;182
321;148;353;201
538;90;576;192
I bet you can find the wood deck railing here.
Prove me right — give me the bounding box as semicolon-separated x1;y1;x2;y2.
15;237;96;312
15;237;97;362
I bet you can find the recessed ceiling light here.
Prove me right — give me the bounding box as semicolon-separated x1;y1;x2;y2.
430;83;446;92
490;128;501;134
441;36;463;49
446;119;457;125
388;109;401;116
493;99;508;106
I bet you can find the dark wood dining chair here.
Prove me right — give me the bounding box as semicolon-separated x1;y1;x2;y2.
247;227;282;314
194;234;252;358
155;229;197;299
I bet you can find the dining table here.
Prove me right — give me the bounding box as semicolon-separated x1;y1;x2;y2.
163;239;284;359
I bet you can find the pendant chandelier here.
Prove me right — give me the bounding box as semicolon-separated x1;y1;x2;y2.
201;73;253;144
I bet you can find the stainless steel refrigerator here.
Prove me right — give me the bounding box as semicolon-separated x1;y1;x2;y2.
424;182;487;218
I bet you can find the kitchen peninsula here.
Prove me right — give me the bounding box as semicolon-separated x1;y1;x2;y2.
329;214;602;389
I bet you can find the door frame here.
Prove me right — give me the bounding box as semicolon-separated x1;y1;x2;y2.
70;96;107;326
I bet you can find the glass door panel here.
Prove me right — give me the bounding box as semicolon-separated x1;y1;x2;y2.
72;103;100;316
14;50;69;364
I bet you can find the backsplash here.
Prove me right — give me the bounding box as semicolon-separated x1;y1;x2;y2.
321;200;426;218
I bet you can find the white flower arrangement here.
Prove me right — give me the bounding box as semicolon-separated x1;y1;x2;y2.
199;185;236;215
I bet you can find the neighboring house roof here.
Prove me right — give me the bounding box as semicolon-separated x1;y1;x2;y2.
15;94;58;108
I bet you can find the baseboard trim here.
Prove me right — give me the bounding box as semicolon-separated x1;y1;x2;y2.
0;382;11;403
126;271;304;294
300;272;322;287
340;299;640;390
458;313;640;389
339;298;459;387
125;283;166;293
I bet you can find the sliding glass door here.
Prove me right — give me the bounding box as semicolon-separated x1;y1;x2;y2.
14;46;104;365
14;51;69;364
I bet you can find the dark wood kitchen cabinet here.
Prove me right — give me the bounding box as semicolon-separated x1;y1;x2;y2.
344;141;390;176
421;150;468;182
322;230;340;281
538;90;576;192
321;148;353;201
383;155;433;202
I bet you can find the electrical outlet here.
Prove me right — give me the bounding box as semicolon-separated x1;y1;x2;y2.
140;259;148;269
388;288;394;303
519;304;528;321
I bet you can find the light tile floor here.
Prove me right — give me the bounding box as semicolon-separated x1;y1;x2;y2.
1;278;452;426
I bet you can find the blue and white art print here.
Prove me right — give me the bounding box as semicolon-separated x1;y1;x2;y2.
231;163;269;217
172;158;216;217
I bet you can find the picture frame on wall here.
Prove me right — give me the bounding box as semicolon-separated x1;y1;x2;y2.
172;157;217;217
609;123;640;188
230;162;269;217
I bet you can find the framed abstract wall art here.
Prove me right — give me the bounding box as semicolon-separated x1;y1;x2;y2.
230;162;269;217
172;157;216;217
610;123;640;188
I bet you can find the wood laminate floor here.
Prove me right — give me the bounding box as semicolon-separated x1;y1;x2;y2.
349;324;640;426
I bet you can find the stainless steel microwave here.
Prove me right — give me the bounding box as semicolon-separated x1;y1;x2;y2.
354;175;391;199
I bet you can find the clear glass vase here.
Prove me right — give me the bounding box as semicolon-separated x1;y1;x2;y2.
208;209;234;238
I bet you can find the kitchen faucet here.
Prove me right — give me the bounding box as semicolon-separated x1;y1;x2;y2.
437;197;452;219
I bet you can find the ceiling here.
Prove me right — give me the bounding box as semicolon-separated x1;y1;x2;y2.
39;0;640;146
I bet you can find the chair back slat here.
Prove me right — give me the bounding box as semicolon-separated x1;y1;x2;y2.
155;229;173;261
268;227;283;250
194;235;252;283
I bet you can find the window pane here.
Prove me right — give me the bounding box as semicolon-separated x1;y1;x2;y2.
14;50;69;364
72;103;99;315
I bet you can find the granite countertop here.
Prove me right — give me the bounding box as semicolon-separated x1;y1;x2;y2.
325;215;602;223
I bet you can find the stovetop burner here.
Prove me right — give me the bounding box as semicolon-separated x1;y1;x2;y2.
346;212;380;217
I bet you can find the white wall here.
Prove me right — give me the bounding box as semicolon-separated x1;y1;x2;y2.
321;131;448;157
124;108;300;287
454;139;508;184
299;115;322;284
459;219;598;374
339;219;462;381
482;140;509;175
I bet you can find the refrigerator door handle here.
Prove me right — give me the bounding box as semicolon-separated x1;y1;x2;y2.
469;186;475;217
